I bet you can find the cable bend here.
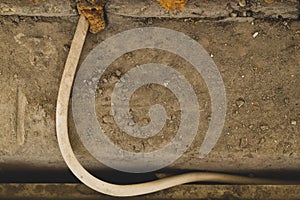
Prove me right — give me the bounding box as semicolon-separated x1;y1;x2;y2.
56;15;296;197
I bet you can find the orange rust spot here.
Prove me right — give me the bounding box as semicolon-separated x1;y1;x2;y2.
77;0;105;34
157;0;188;11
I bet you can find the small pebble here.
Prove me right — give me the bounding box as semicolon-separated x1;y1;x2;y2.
230;12;238;17
260;125;269;131
239;137;248;148
239;0;247;7
97;89;103;95
252;102;260;109
242;11;247;17
115;70;122;77
109;75;119;83
291;120;297;125
128;120;135;126
102;116;110;124
1;6;14;13
284;97;290;104
252;32;259;38
236;98;245;108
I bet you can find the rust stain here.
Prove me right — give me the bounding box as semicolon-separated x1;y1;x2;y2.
156;0;188;11
77;0;105;34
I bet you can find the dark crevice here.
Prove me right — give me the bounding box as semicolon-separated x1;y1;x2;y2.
1;167;300;184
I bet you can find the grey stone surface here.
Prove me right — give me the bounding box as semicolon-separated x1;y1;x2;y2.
0;0;298;19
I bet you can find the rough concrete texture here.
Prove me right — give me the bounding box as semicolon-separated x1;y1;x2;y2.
2;184;300;200
0;0;299;184
0;0;299;19
107;0;299;19
0;0;77;16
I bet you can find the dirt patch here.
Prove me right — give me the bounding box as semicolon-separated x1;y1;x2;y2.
0;12;299;176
